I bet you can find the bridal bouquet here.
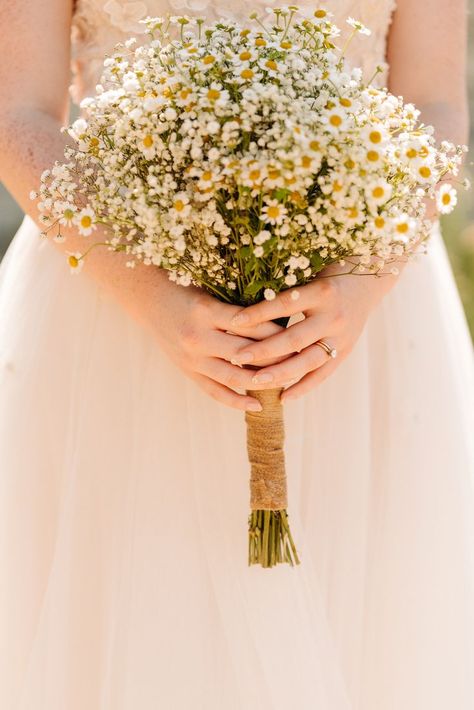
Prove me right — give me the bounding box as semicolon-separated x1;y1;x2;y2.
35;6;466;568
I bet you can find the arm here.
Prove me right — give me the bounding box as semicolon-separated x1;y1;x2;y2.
230;0;469;400
386;0;469;147
0;0;282;412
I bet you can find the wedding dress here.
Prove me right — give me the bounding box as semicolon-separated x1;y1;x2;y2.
1;1;474;708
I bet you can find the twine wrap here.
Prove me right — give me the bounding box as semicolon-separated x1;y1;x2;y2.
245;387;287;511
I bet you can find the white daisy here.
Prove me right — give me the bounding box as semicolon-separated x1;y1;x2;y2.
75;207;96;237
261;199;287;225
436;184;458;214
347;17;371;36
67;252;84;274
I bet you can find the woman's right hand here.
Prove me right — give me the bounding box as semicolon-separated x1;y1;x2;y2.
145;271;285;412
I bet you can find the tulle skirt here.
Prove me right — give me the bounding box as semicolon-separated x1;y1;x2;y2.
1;216;474;709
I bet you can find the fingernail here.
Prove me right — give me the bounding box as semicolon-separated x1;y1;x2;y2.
246;400;262;412
231;313;248;326
252;372;274;384
232;351;254;365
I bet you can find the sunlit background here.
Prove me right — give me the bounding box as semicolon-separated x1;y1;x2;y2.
1;6;473;337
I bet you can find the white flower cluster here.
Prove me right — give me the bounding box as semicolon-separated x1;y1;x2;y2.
36;6;467;300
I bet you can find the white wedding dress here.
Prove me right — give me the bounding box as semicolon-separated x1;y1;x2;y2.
1;1;474;708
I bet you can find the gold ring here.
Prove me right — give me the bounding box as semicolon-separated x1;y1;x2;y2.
316;339;338;359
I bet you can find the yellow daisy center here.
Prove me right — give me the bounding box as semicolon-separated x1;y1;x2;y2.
202;171;213;181
265;59;278;71
240;68;254;80
419;166;432;178
309;140;320;151
345;158;356;170
267;205;281;219
207;88;221;100
202;54;215;64
143;135;154;148
255;37;266;47
442;192;451;204
397;222;409;233
80;215;92;229
330;114;342;127
301;156;312;168
339;97;352;107
369;130;382;144
174;199;185;211
406;148;418;159
375;216;385;229
367;150;379;162
68;255;79;268
372;186;385;198
314;9;327;18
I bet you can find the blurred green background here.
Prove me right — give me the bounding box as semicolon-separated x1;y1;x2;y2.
1;9;474;339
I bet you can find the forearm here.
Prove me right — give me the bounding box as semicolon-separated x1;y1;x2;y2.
416;100;469;153
0;107;170;328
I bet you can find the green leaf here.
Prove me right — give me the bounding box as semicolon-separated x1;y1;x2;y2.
244;280;264;296
310;251;324;270
273;188;290;201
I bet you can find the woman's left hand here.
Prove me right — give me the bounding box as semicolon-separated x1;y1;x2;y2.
229;261;403;401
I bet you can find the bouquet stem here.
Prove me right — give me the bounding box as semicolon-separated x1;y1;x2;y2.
245;388;300;568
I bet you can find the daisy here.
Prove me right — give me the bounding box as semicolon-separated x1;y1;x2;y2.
59;203;77;227
261;199;287;225
365;180;393;206
347;17;371;35
75;207;96;237
436;184;457;214
67;252;84;274
392;214;416;242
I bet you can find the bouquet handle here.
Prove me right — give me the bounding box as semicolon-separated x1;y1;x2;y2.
245;387;300;568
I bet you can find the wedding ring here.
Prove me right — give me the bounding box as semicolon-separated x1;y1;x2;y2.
315;339;338;359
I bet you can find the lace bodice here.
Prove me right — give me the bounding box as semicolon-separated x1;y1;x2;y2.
70;0;396;103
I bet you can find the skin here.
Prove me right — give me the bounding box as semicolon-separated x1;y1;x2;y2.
0;0;468;410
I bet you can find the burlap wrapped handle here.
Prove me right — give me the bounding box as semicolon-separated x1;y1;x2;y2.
245;387;287;511
245;387;300;567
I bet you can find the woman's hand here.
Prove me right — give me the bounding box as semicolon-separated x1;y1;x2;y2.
147;271;285;411
229;261;405;402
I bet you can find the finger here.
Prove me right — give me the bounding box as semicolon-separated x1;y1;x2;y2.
207;331;287;368
206;331;259;360
229;282;328;328
280;357;340;402
198;357;277;392
230;320;284;340
190;372;263;412
249;341;333;388
231;314;328;365
210;299;285;339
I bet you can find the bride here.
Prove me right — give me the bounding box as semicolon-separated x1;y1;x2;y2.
1;0;473;708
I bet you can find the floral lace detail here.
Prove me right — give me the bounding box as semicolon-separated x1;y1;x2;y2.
70;0;397;103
